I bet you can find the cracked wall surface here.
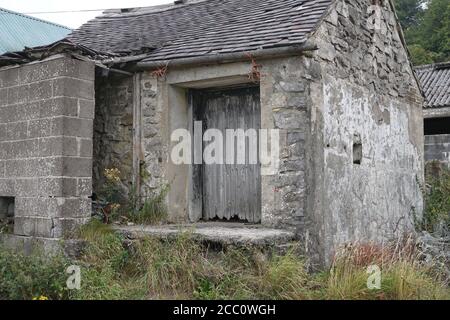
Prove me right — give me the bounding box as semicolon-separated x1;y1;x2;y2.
303;0;424;265
0;55;95;250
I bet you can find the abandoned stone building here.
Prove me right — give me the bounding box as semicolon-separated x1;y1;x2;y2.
0;0;424;265
415;62;450;168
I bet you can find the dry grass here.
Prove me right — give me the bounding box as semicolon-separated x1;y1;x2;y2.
324;237;450;300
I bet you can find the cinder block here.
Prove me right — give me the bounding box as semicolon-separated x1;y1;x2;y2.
39;97;78;118
0;178;15;196
77;178;92;196
0;161;4;178
0;123;5;140
62;157;93;177
15;178;39;196
78;99;95;119
63;117;93;138
19;57;94;83
78;138;93;157
0;67;19;88
28;117;63;138
54;218;90;238
6;139;39;159
0;88;7;106
38;177;76;196
7;85;30;105
28;80;53;102
38;136;78;157
53;77;94;100
5;121;28;141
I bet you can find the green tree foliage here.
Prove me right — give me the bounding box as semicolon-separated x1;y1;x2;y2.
394;0;450;65
394;0;425;29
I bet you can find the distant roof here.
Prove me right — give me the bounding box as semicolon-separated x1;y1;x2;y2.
68;0;333;63
415;62;450;109
0;7;71;54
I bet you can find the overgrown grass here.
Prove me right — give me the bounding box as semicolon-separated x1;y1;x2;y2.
323;240;450;300
125;186;169;225
1;221;449;300
422;163;450;233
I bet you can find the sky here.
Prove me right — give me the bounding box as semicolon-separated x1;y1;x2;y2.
0;0;174;29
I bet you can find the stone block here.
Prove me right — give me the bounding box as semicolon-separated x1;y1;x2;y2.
0;178;15;196
38;136;78;157
0;88;7;106
5;121;28;141
0;67;19;88
28;80;53;101
77;178;92;196
78;99;95;119
39;97;79;118
63;117;93;138
15;179;39;196
53;77;94;100
63;157;93;177
79;138;93;157
7;85;30;105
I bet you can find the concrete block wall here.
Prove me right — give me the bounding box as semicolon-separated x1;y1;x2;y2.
0;55;95;242
425;134;450;167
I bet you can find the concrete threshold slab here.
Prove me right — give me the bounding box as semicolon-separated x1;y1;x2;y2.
114;223;296;246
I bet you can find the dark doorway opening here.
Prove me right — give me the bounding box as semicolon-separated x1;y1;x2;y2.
424;117;450;135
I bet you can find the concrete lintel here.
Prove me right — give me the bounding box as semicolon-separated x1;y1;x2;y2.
424;107;450;119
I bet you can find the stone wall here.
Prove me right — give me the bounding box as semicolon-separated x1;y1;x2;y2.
260;57;309;231
93;75;133;197
140;73;167;197
0;55;95;249
425;135;450;167
302;0;424;265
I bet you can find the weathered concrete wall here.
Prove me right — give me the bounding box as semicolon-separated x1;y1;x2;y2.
303;0;424;265
0;55;95;249
425;135;450;167
93;75;133;197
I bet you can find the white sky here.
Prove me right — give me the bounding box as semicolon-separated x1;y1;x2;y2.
0;0;174;29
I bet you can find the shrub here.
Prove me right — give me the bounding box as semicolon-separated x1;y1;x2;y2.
0;247;70;300
422;163;450;233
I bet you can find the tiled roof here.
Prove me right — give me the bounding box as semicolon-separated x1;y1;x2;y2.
415;62;450;109
0;7;71;54
68;0;333;62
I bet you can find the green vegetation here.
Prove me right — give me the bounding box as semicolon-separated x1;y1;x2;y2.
421;163;450;233
394;0;450;65
95;168;168;226
0;221;448;300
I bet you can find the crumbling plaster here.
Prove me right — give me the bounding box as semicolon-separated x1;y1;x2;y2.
302;0;425;265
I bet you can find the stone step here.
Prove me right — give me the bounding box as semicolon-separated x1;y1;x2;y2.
114;223;297;248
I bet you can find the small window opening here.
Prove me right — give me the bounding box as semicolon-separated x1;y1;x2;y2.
0;197;15;233
353;143;363;165
424;117;450;135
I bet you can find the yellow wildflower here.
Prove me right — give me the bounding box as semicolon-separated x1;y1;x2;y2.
104;168;121;183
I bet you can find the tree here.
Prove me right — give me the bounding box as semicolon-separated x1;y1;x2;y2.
417;0;450;62
394;0;425;30
395;0;450;65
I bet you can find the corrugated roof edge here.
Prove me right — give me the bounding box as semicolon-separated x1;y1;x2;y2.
0;7;72;30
